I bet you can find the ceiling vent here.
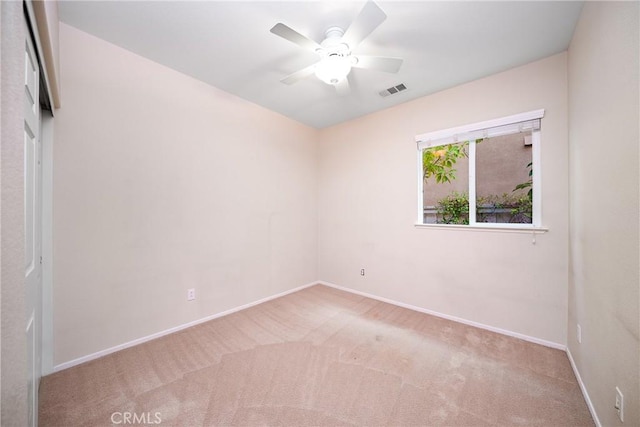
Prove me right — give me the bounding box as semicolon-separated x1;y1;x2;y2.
379;83;407;97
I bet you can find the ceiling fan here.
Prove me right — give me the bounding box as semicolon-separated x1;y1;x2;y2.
270;1;403;96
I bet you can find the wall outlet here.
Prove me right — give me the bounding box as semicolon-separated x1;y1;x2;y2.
577;324;582;344
360;268;365;276
187;288;195;301
615;387;624;422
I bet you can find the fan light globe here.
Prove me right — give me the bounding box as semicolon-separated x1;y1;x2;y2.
315;55;352;85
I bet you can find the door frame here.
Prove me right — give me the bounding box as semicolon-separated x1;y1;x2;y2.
40;111;54;376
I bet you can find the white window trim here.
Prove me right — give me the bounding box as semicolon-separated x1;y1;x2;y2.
413;223;549;233
415;109;546;232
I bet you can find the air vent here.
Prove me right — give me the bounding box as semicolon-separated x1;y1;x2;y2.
379;83;407;97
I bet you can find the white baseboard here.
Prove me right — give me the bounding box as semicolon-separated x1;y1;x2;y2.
567;348;601;427
318;280;566;351
53;279;564;366
53;279;566;371
52;281;319;373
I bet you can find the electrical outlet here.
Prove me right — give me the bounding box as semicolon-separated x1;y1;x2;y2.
577;324;582;344
360;268;365;276
615;387;624;422
187;288;195;301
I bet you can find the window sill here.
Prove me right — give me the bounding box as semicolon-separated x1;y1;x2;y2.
414;223;549;234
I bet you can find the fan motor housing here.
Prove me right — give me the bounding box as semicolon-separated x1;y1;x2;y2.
318;27;350;55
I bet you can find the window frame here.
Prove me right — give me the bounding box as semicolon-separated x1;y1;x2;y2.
415;109;546;231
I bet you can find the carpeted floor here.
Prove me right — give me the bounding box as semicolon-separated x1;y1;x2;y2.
39;284;594;426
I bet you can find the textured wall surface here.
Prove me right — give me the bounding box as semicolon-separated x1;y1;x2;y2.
1;1;28;425
318;53;569;345
54;24;318;365
568;2;640;426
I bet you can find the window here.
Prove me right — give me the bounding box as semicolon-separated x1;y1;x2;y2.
416;110;544;229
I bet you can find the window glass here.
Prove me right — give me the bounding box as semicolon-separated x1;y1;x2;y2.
475;131;532;224
422;141;469;224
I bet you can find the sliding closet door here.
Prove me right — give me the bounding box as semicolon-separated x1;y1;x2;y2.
24;16;42;427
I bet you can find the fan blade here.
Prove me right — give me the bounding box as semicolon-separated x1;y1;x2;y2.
343;1;387;49
335;78;351;96
353;56;403;73
270;23;321;52
281;62;318;85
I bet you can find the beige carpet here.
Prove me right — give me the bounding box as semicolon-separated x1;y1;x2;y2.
39;284;593;426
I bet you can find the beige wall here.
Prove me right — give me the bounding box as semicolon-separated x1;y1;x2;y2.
53;24;318;365
318;53;569;345
568;2;639;426
1;1;29;425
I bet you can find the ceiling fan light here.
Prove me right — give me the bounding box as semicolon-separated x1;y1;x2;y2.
314;55;352;85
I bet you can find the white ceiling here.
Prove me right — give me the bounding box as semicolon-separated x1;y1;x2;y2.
58;1;583;129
